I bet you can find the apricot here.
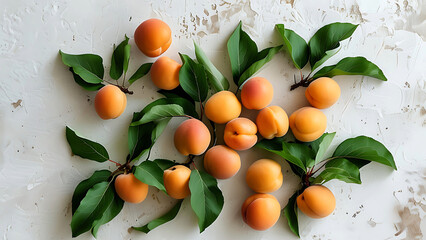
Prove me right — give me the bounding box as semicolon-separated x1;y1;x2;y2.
296;185;336;218
246;159;283;193
224;118;257;151
134;18;172;57
94;85;127;119
174;119;211;156
256;106;289;139
114;173;148;203
289;107;327;142
150;56;181;90
205;91;241;124
163;165;191;199
305;77;341;109
240;77;274;110
204;145;241;179
241;193;281;231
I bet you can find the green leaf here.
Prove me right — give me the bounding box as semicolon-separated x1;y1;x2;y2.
110;35;131;80
59;50;104;83
313;158;361;184
127;97;197;161
91;187;124;238
158;86;194;104
256;137;313;172
133;200;183;233
128;63;153;85
134;160;167;192
275;24;309;69
130;104;185;126
227;21;258;85
189;169;224;233
71;181;114;237
283;191;299;237
333;136;396;170
69;68;104;91
153;159;178;170
179;53;209;102
194;41;229;92
306;132;336;165
238;45;282;86
309;22;358;70
72;170;111;214
66;126;109;162
312;57;387;81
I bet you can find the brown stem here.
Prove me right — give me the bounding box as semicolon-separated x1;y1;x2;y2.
108;159;121;167
103;80;134;95
290;72;313;91
183;155;195;167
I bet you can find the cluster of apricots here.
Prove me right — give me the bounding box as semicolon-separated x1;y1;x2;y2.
109;18;341;231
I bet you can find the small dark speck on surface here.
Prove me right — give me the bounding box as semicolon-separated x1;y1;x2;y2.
352;210;361;218
129;16;132;21
405;82;411;88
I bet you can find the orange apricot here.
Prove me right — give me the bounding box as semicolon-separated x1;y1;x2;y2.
296;185;336;218
256;106;289;139
204;145;241;179
134;18;172;57
163;165;191;199
224;118;257;151
305;77;341;109
114;173;148;203
94;85;127;120
246;159;283;193
174;119;211;156
150;56;181;90
289;107;327;142
205;91;241;124
241;193;281;231
240;77;274;110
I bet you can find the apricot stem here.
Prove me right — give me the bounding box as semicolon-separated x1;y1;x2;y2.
290;72;313;91
183;154;195;167
108;159;122;167
103;80;134;95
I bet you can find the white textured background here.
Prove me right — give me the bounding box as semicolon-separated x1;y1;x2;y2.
0;0;425;239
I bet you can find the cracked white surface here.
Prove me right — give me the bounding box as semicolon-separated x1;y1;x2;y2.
0;0;425;239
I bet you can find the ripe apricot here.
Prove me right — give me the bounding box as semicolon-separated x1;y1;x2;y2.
114;173;148;203
134;18;172;57
256;106;289;139
205;91;241;124
289;107;327;142
163;165;191;199
305;77;341;109
240;77;274;110
150;56;181;90
224;118;257;151
94;85;127;120
296;185;336;218
246;159;283;193
241;193;281;231
204;145;241;179
174;119;211;156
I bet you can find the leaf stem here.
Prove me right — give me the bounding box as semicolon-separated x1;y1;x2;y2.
108;159;121;167
290;72;313;91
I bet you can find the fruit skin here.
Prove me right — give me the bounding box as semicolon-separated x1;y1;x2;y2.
246;159;283;193
305;77;341;109
114;173;148;203
296;185;336;218
205;91;241;124
163;165;191;199
241;193;281;231
134;18;172;57
224;118;258;151
289;107;327;142
256;106;289;139
241;77;274;110
174;119;211;156
204;145;241;179
94;85;127;120
150;56;181;90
